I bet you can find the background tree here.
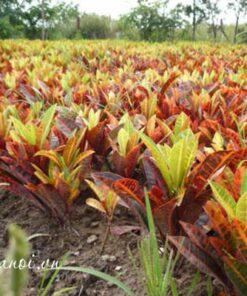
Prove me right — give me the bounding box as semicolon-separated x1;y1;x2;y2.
0;0;246;42
205;0;221;41
79;14;113;39
23;1;78;39
0;0;31;38
0;0;78;40
236;29;247;43
184;0;208;41
126;0;164;41
227;0;247;43
117;14;141;40
119;0;180;42
169;3;188;40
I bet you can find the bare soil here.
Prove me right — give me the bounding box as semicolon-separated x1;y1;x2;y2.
0;192;223;296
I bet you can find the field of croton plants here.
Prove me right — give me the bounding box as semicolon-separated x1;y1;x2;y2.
0;40;246;296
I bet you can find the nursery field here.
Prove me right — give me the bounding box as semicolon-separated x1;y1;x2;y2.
0;40;246;296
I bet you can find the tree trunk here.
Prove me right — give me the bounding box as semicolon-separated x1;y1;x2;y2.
220;19;230;42
212;22;217;41
192;21;196;41
76;15;80;31
41;0;45;40
233;15;239;43
192;0;196;41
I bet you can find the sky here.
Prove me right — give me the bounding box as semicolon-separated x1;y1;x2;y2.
68;0;239;24
71;0;190;18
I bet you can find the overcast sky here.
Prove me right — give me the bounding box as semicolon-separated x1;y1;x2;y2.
71;0;192;18
68;0;239;23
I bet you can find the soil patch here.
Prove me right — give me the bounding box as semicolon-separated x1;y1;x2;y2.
0;192;222;295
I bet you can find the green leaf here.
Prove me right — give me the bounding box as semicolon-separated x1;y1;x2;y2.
118;128;129;156
170;139;186;191
209;181;236;219
172;112;189;143
186;271;200;296
11;117;36;145
144;189;159;264
141;190;176;295
167;131;197;193
240;170;247;196
52;287;76;296
206;276;213;296
170;277;179;296
39;253;69;296
169;133;197;191
40;104;56;149
236;193;247;223
5;225;29;296
140;132;173;192
59;267;134;296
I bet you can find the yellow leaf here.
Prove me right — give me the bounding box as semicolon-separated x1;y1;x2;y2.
86;198;106;214
32;164;50;184
85;180;103;201
68;188;80;205
35;150;62;168
63;135;77;166
73;150;94;168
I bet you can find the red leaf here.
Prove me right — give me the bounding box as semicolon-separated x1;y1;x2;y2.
110;225;141;236
87;121;109;155
221;128;241;149
124;145;141;177
168;236;230;288
92;172;122;187
26;183;67;223
111;151;125;176
180;221;217;257
153;199;179;236
149;185;167;207
142;150;167;192
188;150;235;197
0;176;44;211
112;178;144;205
160;72;179;95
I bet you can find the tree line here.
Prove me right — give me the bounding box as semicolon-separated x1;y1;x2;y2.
0;0;246;43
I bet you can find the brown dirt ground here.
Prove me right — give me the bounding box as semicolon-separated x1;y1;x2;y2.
0;191;224;296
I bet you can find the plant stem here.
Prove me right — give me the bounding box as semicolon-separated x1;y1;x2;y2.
100;218;111;255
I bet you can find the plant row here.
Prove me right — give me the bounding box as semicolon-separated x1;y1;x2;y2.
0;41;246;295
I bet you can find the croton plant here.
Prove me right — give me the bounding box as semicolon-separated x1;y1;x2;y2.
0;40;246;294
